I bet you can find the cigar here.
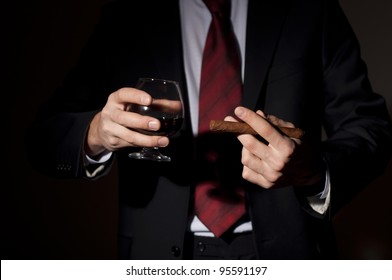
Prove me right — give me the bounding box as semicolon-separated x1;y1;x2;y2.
209;120;304;139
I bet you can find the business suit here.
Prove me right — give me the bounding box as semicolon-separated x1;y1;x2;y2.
27;0;392;259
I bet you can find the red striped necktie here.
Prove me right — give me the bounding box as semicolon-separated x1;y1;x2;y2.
195;0;246;238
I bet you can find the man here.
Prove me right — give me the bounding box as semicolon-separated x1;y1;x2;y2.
26;0;392;259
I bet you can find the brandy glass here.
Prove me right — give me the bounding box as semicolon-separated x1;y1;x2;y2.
127;78;184;162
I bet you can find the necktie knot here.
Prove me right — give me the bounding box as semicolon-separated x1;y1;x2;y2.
203;0;230;17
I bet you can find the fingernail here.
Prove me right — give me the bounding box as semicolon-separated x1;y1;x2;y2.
235;107;245;118
141;95;151;105
256;110;266;118
148;121;158;130
158;137;168;147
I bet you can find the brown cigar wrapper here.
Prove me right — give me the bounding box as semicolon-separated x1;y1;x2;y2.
209;120;304;139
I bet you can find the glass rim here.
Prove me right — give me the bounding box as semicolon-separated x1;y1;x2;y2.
138;77;179;85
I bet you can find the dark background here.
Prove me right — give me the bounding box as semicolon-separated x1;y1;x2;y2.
2;0;392;259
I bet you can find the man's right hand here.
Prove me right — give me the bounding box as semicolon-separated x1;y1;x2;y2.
84;87;169;158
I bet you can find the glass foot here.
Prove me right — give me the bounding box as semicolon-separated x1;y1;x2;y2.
128;147;171;162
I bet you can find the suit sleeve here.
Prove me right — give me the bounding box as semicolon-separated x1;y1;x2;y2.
320;0;392;215
25;3;118;179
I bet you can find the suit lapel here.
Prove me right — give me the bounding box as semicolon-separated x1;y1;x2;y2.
145;1;185;85
145;1;192;134
243;0;292;110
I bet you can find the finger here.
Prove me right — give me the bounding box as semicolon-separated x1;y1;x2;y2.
255;110;294;128
241;147;288;189
108;107;161;132
107;135;168;150
263;113;301;144
239;136;287;176
152;99;183;112
113;123;169;148
101;102;160;134
224;115;238;122
264;113;295;128
119;126;169;148
242;165;274;189
256;110;267;118
111;87;153;107
99;119;169;150
229;114;288;178
235;106;293;152
241;147;282;183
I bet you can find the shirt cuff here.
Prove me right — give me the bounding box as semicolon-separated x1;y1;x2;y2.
307;163;331;215
84;151;113;178
85;151;112;164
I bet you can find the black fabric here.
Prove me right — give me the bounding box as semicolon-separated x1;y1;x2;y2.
191;233;257;260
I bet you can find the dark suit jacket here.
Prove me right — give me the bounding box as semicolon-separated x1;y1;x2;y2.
27;0;392;259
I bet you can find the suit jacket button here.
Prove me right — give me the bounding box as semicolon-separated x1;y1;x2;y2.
171;246;181;258
197;241;206;252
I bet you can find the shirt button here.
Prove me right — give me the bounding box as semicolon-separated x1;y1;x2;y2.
171;246;181;257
